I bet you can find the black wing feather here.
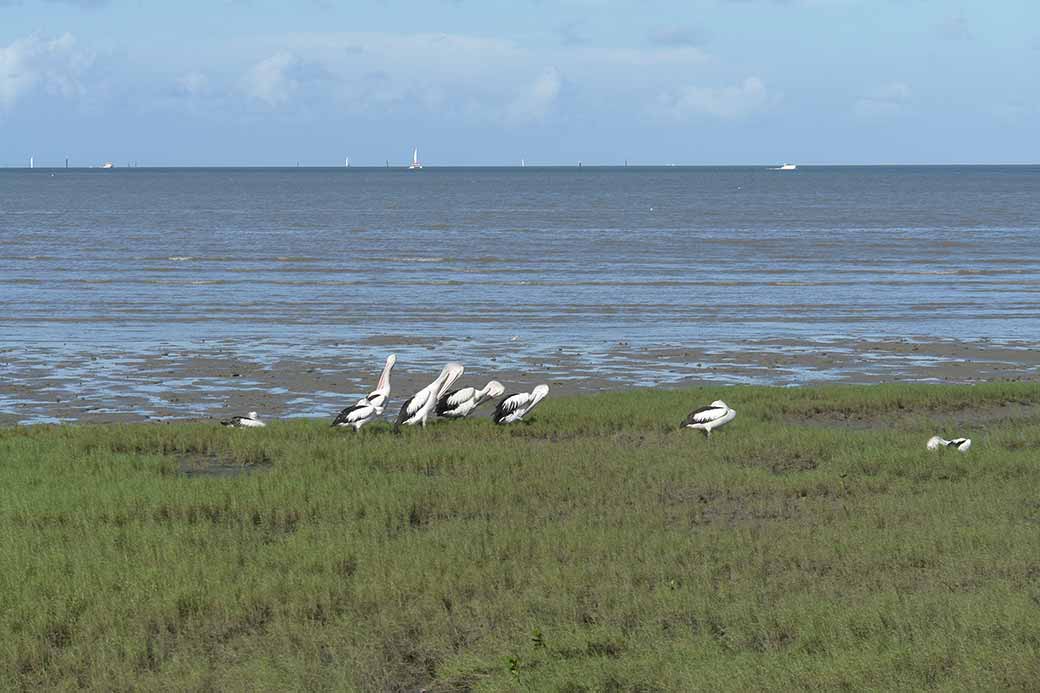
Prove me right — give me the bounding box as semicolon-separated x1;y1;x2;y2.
395;396;415;427
436;389;461;417
492;393;524;423
331;403;365;427
682;405;724;427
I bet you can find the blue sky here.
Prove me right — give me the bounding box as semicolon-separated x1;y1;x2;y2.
1;0;1037;166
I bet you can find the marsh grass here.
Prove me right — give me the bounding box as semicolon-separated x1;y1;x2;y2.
1;383;1040;691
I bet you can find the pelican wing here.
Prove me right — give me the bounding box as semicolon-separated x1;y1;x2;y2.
223;415;264;428
436;387;475;416
684;404;728;426
493;392;529;422
332;402;373;427
395;392;428;426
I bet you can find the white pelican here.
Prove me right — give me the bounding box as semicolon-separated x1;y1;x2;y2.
395;362;465;428
436;380;505;419
682;400;736;436
331;354;396;430
492;384;549;424
926;436;971;453
221;411;265;428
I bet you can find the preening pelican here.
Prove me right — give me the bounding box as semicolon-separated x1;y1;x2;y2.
437;380;505;419
682;400;736;436
492;384;549;424
221;411;265;428
331;354;396;430
395;362;465;428
927;435;971;453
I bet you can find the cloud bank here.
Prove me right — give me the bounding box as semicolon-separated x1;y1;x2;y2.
656;77;773;119
0;33;94;111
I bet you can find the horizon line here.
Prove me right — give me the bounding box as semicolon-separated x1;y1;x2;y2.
4;162;1039;169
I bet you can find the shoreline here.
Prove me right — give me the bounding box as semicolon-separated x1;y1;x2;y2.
2;336;1038;426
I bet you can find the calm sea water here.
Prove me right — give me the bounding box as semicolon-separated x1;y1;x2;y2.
2;166;1039;350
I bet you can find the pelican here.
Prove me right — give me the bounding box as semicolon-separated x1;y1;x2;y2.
492;384;549;424
221;411;265;428
927;436;971;453
437;380;505;419
395;362;465;428
331;354;396;430
682;400;736;436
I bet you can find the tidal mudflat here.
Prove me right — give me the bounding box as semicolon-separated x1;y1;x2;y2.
1;336;1038;425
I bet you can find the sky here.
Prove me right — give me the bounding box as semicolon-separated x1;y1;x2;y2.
1;0;1038;166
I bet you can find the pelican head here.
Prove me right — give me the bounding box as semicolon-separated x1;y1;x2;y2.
483;380;505;399
529;384;550;405
375;353;397;392
248;411;259;420
711;400;728;409
435;363;465;399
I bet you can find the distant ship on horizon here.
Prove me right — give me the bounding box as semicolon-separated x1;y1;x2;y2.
771;163;797;171
409;147;422;170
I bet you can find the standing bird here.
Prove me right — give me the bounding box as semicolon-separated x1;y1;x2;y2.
331;354;397;430
682;400;736;436
492;384;549;424
437;380;505;419
395;362;465;428
927;436;972;453
221;411;266;428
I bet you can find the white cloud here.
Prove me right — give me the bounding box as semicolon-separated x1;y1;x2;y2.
656;77;772;119
176;71;209;97
854;81;912;118
0;33;93;111
507;67;562;124
178;30;714;126
242;50;302;107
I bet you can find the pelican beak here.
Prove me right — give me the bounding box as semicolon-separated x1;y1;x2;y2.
436;363;465;399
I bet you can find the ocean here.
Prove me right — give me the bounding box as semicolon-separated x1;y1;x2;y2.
2;165;1038;422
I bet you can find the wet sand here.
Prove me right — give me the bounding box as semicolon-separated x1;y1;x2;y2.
2;336;1038;425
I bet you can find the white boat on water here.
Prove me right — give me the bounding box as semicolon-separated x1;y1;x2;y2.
771;163;797;171
101;162;114;169
409;147;422;170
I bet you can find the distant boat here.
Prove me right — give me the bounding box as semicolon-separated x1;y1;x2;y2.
101;162;114;169
409;147;422;170
521;159;526;168
345;157;350;168
771;163;797;171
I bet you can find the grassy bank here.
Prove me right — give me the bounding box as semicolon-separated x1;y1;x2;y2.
2;383;1040;691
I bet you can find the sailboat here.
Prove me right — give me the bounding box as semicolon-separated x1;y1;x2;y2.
409;147;422;170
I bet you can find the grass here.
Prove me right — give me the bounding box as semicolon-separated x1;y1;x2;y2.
1;383;1040;691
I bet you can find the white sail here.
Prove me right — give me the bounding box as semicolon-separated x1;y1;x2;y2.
409;147;422;170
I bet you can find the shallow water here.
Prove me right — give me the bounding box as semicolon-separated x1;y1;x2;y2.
1;166;1038;422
